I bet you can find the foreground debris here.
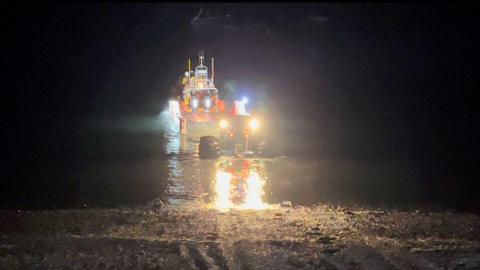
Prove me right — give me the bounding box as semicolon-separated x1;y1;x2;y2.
1;202;479;270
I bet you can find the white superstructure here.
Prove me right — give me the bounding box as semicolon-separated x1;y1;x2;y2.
182;52;219;112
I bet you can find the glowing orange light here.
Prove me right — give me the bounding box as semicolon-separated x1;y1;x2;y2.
212;170;268;211
219;119;229;129
249;118;259;131
239;172;268;210
214;171;233;212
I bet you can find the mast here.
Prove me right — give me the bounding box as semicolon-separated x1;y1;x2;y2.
188;58;191;77
199;51;204;66
211;57;215;83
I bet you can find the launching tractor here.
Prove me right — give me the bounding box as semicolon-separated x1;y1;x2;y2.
168;52;271;159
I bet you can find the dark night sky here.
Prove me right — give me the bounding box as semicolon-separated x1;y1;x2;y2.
4;3;479;210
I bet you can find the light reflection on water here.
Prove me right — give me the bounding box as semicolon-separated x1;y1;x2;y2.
162;113;271;209
241;171;268;210
164;132;185;204
163;115;198;205
213;160;269;212
161;111;420;210
214;170;233;211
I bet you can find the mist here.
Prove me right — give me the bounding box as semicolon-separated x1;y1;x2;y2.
5;3;479;211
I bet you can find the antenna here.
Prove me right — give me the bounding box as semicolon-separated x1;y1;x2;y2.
199;51;204;66
188;58;191;77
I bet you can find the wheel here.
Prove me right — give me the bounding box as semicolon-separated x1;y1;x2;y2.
257;139;274;158
199;136;220;159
